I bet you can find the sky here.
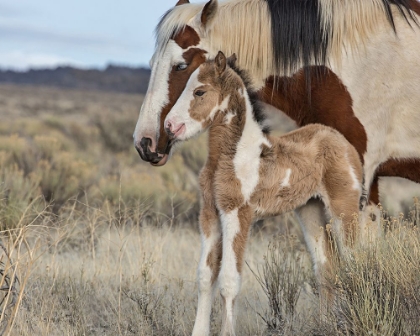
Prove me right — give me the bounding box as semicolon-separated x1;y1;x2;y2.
0;0;179;70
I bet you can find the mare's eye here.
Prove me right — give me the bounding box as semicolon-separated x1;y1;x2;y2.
195;90;206;97
176;63;188;71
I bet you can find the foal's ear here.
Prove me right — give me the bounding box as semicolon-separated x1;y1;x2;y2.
215;51;227;75
227;53;237;67
175;0;189;6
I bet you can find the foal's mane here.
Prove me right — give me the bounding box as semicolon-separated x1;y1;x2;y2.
226;58;269;134
155;0;418;79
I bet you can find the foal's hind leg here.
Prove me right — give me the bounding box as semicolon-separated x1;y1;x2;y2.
192;205;222;336
294;199;332;306
218;205;253;336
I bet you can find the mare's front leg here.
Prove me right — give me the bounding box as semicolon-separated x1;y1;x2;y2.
192;182;222;336
219;205;252;336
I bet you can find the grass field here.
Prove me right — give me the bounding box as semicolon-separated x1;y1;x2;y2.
1;84;420;335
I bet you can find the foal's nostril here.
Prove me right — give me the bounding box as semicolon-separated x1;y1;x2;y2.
164;120;174;136
165;120;172;132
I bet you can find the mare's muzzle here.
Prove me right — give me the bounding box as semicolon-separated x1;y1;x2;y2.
134;137;171;166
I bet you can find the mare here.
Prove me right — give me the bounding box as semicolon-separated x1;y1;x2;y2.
133;1;420;287
134;0;420;208
164;51;365;336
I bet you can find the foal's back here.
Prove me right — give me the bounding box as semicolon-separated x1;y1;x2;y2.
253;124;363;236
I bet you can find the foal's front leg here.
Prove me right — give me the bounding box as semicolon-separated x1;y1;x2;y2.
218;205;252;336
192;203;222;336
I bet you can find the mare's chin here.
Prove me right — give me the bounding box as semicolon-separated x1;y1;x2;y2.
151;154;169;166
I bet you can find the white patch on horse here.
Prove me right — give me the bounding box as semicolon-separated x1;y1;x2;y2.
233;91;267;202
193;222;220;336
209;95;230;121
224;111;235;125
348;164;361;191
218;208;241;330
134;40;186;144
330;12;420;195
280;168;292;188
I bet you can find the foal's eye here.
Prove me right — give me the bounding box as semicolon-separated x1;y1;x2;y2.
176;63;188;71
194;90;206;97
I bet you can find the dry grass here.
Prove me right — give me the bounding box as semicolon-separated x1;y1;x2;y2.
1;199;275;335
1;84;420;335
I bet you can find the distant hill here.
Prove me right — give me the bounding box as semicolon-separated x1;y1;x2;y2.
0;65;151;94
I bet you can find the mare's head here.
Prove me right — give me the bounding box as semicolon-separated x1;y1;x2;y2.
164;51;241;141
134;0;219;166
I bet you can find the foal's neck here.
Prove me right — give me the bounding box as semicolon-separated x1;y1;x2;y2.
207;85;266;163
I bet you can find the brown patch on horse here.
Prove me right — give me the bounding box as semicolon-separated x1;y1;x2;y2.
377;157;420;181
409;0;420;16
233;205;252;273
369;158;420;204
369;176;380;204
199;165;219;238
172;25;200;48
206;236;222;284
368;158;420;204
258;66;367;162
156;46;207;152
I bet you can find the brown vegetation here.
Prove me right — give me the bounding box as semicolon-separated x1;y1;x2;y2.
0;84;420;335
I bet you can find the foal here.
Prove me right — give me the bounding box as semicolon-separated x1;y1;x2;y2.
164;51;363;336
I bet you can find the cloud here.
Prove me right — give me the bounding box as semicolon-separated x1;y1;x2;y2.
0;51;84;70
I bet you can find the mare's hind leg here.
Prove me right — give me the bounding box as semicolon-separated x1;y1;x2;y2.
192;205;222;336
218;205;253;336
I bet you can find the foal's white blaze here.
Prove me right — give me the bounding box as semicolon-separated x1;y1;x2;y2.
280;168;292;188
165;70;204;140
233;90;271;202
134;40;187;146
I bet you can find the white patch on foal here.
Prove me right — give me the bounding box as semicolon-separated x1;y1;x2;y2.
166;71;205;140
193;221;220;336
218;208;241;334
280;168;292;188
233;90;271;202
224;111;236;125
209;95;230;121
349;165;361;191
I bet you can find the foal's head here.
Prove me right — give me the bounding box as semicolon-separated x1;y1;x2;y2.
164;51;244;141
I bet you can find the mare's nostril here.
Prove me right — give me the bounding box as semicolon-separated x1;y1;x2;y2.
140;137;152;149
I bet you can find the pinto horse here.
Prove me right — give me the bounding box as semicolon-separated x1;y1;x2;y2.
165;51;365;335
134;0;420;206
